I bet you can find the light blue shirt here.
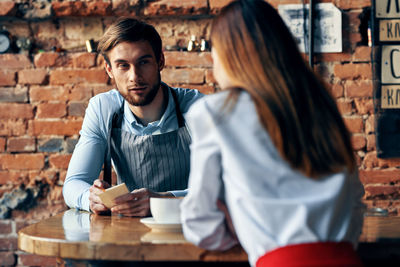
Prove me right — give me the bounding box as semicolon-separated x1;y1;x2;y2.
63;84;203;211
180;91;365;266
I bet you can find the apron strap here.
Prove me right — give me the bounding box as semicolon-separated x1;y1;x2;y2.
170;88;185;128
103;112;120;185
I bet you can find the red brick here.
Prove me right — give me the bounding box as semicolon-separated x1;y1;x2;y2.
364;184;400;200
346;11;361;32
112;0;140;16
72;53;97;68
314;52;352;63
0;120;27;136
19;254;57;267
0;103;33;119
49;186;64;202
364;151;400;169
11;201;67;221
360;169;400;184
7;137;35;152
363;151;379;169
68;102;86;117
0;154;44;170
366;134;375;151
34;52;60;68
0;251;15;266
348;32;362;44
69;85;93;101
343;117;363;133
354;98;374;115
333;63;372;80
0;1;16;16
49;70;108;84
28;120;82;136
49;154;72;169
335;0;371;10
52;1;111;16
365;115;374;134
353;46;371;62
93;84;114;96
0;70;16;86
165;52;212;67
30;86;69;102
0;137;5;152
0;54;31;69
162;68;204;84
18;69;47;85
0;221;11;234
336;99;353;115
36;103;67;119
0;171;29;185
351;134;366;151
52;1;85;16
86;1;112;16
144;0;208;16
205;69;216;84
330;83;344;98
29;169;58;186
0;237;17;251
59;170;67;183
344;80;373;97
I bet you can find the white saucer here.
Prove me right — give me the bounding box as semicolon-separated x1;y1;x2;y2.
140;217;182;232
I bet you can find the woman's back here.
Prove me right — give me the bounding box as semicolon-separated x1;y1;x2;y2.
182;90;365;266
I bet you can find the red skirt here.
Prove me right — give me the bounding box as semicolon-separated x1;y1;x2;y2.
256;241;363;267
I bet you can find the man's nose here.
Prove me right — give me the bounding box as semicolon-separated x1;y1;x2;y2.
128;67;141;82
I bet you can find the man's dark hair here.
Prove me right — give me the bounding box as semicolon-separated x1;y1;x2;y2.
97;18;162;65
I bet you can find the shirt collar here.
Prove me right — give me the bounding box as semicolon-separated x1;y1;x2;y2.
123;84;175;130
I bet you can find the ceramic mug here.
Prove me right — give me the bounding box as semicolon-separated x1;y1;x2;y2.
150;197;183;224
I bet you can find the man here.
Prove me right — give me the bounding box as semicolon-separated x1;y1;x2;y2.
63;18;203;217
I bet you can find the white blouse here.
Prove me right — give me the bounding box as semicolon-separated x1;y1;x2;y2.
180;91;365;266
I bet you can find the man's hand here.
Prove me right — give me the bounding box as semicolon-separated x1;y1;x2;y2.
111;188;173;217
89;179;111;214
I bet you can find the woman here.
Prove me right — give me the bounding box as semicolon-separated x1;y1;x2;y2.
180;1;365;266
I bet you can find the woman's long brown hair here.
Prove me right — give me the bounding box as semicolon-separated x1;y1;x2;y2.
211;0;355;178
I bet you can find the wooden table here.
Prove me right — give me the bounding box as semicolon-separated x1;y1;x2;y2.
18;209;247;264
18;210;400;265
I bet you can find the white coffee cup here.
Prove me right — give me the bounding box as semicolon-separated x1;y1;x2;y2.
150;197;183;224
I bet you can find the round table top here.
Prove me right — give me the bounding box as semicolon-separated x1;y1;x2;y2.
18;209;248;261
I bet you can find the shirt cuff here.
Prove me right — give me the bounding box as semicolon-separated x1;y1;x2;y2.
168;189;188;197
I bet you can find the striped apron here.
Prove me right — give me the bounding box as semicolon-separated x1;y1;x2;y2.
103;88;191;192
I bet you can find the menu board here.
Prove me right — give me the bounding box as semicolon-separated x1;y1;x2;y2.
373;0;400;157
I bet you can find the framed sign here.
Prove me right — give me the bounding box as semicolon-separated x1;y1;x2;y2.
373;0;400;158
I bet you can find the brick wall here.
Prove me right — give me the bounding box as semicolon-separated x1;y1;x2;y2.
0;0;395;266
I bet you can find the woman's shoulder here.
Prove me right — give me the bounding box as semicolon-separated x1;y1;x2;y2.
188;90;230;117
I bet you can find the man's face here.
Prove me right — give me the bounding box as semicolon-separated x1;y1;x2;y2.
105;41;164;106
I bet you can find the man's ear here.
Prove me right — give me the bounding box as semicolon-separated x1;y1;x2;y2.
158;52;165;72
105;61;114;79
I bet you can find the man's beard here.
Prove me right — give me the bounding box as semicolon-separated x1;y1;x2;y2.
120;75;161;106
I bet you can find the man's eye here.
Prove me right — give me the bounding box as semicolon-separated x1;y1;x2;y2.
117;63;129;69
139;60;149;65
